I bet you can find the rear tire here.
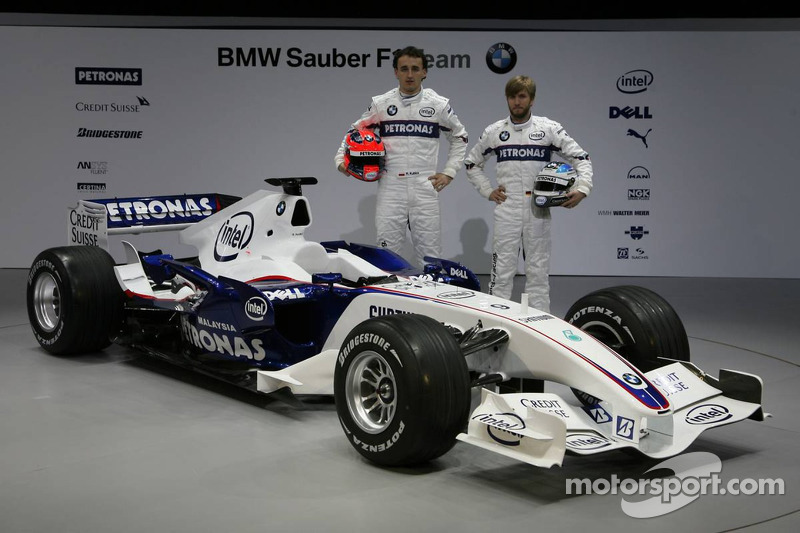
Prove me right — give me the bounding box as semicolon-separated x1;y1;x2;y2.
334;314;470;467
27;246;124;355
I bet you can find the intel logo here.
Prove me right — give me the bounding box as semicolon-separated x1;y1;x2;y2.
529;131;545;141
214;211;254;262
419;107;435;118
245;296;268;320
535;196;547;207
617;69;653;94
685;404;733;425
472;412;525;446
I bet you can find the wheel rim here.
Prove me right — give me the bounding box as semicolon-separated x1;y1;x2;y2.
33;272;61;333
345;350;397;434
579;320;626;353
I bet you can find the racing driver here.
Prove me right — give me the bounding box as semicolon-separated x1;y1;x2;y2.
335;46;469;268
465;75;593;311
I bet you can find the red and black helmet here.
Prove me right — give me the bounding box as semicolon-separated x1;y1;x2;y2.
343;129;386;182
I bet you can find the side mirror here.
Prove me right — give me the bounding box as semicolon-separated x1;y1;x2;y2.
312;272;343;287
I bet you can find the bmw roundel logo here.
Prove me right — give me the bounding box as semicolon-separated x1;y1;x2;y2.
486;42;517;74
276;201;286;215
623;373;643;385
499;131;510;141
387;105;398;116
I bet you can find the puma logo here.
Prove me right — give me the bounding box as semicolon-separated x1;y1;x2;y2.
627;128;652;148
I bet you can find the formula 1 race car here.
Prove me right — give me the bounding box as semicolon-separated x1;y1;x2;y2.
26;177;767;468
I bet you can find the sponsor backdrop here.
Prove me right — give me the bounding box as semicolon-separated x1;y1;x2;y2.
1;26;798;277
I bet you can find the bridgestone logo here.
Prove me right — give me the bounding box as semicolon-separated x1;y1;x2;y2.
338;333;395;366
77;128;142;139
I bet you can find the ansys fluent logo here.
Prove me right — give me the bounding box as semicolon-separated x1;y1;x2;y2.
75;67;142;85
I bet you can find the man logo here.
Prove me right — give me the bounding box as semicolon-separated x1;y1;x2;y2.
485;42;517;74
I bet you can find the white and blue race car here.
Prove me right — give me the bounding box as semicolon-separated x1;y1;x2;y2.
27;177;767;468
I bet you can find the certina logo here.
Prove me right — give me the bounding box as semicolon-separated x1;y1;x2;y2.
77;182;106;193
625;226;650;240
75;96;149;113
628;166;650;179
473;412;525;445
485;42;517;74
617;69;653;94
75;67;142;85
628;189;651;200
566;433;612;451
245;297;268;320
218;47;470;69
419;107;435;118
609;106;652;119
77;128;142;139
214;212;254;262
77;161;108;174
529;131;545;141
685;404;733;425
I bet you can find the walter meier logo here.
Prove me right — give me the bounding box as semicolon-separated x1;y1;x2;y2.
616;69;653;94
485;43;517;74
75;67;142;85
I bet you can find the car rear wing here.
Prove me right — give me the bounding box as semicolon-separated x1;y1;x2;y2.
67;193;241;250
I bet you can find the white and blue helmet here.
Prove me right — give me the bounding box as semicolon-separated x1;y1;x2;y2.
534;162;577;208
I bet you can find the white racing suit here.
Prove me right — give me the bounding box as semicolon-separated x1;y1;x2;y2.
465;115;592;311
336;87;469;267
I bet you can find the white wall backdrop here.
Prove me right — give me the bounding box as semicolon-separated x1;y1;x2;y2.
1;25;798;277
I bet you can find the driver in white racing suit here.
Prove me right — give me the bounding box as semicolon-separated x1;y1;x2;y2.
465;75;592;311
336;46;469;268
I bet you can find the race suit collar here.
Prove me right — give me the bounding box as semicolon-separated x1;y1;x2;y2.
509;115;533;131
399;86;424;106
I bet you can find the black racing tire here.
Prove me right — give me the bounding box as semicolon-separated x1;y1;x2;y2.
564;285;690;373
27;246;124;355
334;314;470;467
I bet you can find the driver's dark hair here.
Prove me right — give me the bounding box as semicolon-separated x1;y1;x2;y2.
393;46;427;69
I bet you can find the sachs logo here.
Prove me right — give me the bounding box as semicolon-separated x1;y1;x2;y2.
214;211;254;262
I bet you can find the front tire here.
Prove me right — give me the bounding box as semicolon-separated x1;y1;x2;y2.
565;285;690;372
334;314;470;467
27;246;124;355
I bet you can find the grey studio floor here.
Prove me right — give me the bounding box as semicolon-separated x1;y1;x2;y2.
1;269;798;533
